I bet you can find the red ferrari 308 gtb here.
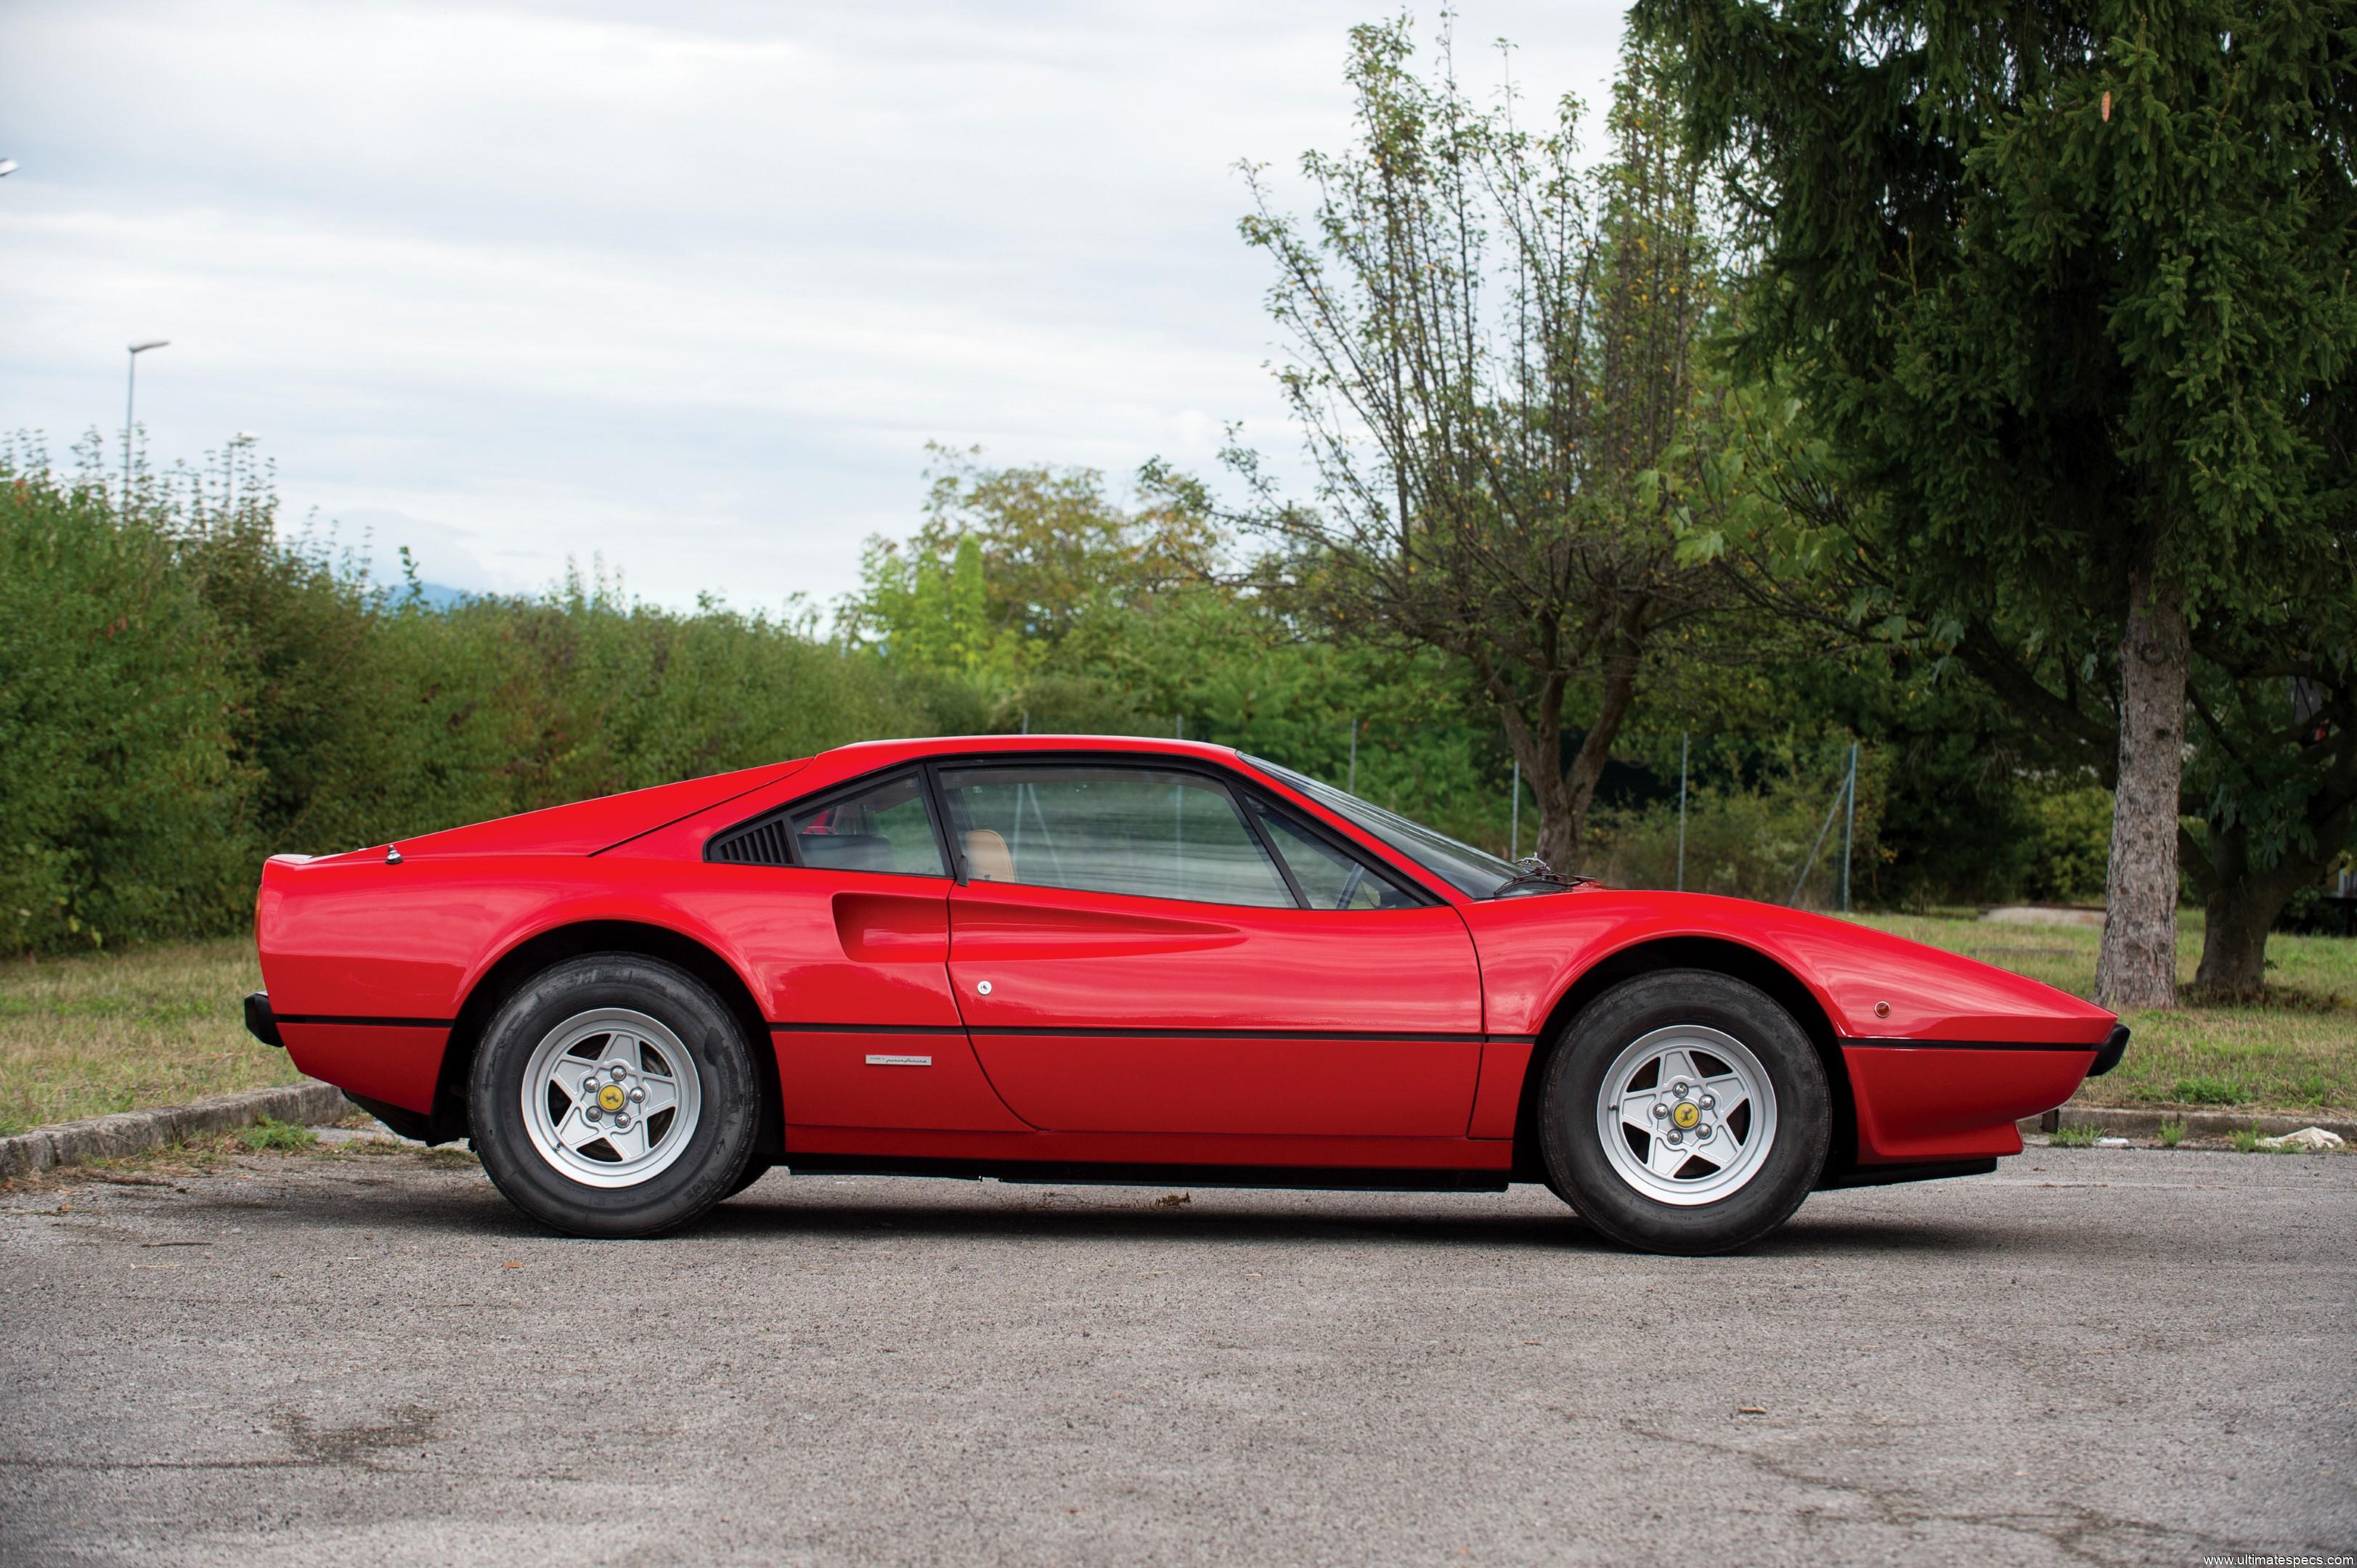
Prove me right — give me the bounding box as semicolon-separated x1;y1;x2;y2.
245;735;2126;1254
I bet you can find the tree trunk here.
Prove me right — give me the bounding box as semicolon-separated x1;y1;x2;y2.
2191;817;2339;997
2094;565;2189;1010
1515;651;1641;876
1532;767;1581;875
2193;860;2300;998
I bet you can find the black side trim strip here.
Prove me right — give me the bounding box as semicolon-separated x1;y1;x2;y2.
1841;1036;2109;1053
770;1023;1526;1043
768;1023;971;1037
768;1023;1534;1043
276;1013;455;1029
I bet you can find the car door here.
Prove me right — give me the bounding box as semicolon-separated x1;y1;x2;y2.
937;759;1484;1138
701;765;1026;1133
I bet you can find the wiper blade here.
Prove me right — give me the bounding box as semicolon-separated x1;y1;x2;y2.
1492;857;1593;896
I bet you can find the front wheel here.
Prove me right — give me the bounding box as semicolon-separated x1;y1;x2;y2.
469;955;759;1238
1538;969;1829;1255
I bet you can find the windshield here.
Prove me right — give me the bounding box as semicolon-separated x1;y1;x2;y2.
1244;756;1533;899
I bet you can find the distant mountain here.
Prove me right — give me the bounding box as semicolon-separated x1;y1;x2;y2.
392;581;476;611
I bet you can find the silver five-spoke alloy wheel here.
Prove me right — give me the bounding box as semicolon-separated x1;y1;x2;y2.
1596;1023;1778;1206
521;1008;702;1188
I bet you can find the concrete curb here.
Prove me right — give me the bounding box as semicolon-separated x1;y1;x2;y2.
0;1082;356;1181
2018;1106;2357;1142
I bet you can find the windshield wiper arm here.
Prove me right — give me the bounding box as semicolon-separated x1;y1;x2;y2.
1492;856;1592;896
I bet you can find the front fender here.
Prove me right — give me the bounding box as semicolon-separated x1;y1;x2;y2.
1458;891;2118;1168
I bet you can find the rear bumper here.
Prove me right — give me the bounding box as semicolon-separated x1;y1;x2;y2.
1841;1031;2123;1165
243;992;284;1049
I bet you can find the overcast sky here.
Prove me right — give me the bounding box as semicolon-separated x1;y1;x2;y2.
3;0;1627;610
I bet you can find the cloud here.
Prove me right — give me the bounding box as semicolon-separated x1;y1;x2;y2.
0;0;1627;609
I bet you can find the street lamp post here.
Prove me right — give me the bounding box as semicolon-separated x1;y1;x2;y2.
123;340;169;510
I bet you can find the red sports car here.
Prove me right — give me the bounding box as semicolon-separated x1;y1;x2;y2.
245;735;2125;1253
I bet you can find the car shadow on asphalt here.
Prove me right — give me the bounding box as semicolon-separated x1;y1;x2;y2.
194;1164;2035;1258
692;1188;2024;1259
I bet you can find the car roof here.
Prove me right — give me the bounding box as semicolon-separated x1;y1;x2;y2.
810;734;1253;769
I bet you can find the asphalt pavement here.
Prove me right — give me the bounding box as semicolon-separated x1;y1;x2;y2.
2;1143;2351;1566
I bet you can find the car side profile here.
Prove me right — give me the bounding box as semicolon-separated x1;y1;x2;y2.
244;735;2127;1254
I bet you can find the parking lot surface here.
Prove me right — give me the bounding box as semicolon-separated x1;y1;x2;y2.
2;1145;2351;1566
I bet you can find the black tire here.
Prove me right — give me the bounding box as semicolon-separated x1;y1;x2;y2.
469;954;758;1238
724;1160;773;1200
1537;968;1829;1255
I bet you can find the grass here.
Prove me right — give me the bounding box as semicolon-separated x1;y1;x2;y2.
238;1116;317;1152
4;1119;474;1191
2048;1122;2104;1148
0;939;301;1136
1855;912;2356;1116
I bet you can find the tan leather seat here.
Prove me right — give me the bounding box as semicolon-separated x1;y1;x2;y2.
964;829;1015;883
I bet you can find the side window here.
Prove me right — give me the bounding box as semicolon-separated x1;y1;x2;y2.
939;766;1293;908
1250;801;1420;910
787;770;947;877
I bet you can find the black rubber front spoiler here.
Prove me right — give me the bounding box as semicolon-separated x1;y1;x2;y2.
242;992;284;1049
2085;1024;2131;1078
1817;1157;1998;1191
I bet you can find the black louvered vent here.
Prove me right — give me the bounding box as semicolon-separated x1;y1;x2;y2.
708;816;795;866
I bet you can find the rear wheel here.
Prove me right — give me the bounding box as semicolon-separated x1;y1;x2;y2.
469;955;757;1238
1538;969;1828;1254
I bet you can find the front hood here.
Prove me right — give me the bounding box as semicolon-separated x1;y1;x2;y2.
321;758;810;862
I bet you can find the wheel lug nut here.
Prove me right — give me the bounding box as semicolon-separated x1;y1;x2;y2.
1700;1094;1715;1109
627;1087;646;1103
1652;1103;1669;1119
1672;1080;1690;1096
1698;1126;1714;1142
585;1107;601;1122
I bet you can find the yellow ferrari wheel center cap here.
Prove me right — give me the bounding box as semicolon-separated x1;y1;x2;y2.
1671;1101;1701;1130
598;1083;626;1112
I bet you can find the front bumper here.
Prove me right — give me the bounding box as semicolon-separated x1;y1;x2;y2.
1841;1029;2124;1165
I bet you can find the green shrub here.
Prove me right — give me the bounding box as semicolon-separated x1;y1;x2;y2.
0;456;252;953
1589;758;1882;906
0;443;939;952
2172;1077;2248;1106
2048;1123;2103;1147
2016;786;2113;905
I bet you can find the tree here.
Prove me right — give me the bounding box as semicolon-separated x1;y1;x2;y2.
1640;0;2357;1003
1221;22;1739;871
840;446;1220;690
